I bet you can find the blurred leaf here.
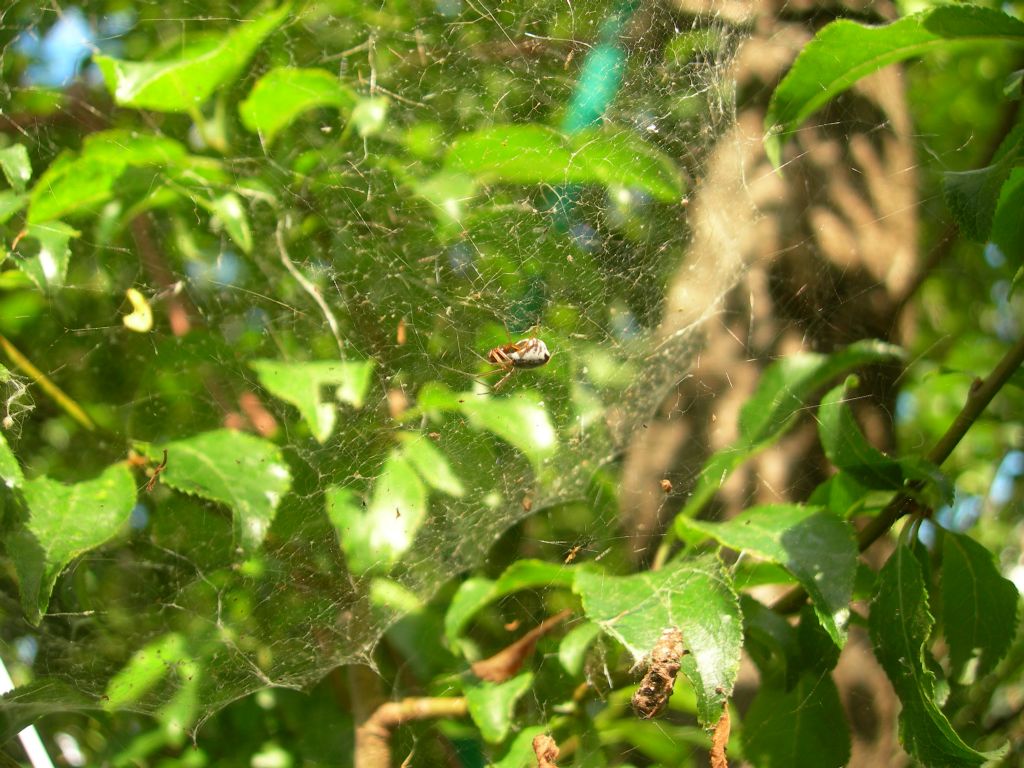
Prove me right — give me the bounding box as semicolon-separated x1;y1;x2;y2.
95;4;292;113
678;504;856;647
741;595;799;687
7;463;135;625
681;340;905;518
11;221;77;291
145;430;292;553
743;673;850;768
239;67;357;143
104;633;187;710
251;359;375;443
445;559;576;645
490;726;547;768
447;124;684;202
465;673;533;743
0;412;25;489
326;451;426;573
0;190;26;225
558;620;602;676
575;555;741;726
765;6;1024;167
870;545;993;766
460;392;558;469
0;145;31;192
942;532;1019;678
944;121;1024;242
398;433;464;497
350;96;390;138
207;193;252;254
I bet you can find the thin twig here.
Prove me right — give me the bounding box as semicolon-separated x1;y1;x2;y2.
355;695;468;768
773;333;1024;615
0;334;95;431
275;220;345;358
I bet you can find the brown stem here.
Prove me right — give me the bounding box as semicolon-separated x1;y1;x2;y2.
773;333;1024;615
355;695;468;768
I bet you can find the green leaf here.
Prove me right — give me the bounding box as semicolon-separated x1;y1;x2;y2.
742;673;851;768
681;340;904;518
944;122;1024;242
7;463;135;625
250;359;375;443
558;620;602;676
104;633;188;710
490;726;547;768
207;193;252;254
465;672;533;743
870;545;991;766
27;131;192;224
460;392;558;469
444;559;576;646
0;190;27;225
990;168;1024;264
446;124;684;202
575;555;741;725
94;4;291;113
145;430;292;552
678;504;856;648
819;375;904;489
239;67;357;143
350;96;390;138
398;433;465;497
11;221;78;291
0;399;25;490
0;145;32;192
326;451;426;574
942;532;1019;679
765;7;1024;167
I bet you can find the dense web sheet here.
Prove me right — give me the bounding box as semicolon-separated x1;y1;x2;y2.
0;0;749;736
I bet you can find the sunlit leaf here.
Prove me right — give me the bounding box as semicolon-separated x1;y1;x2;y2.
447;124;684;202
743;673;850;768
460;392;558;469
870;545;994;766
145;430;292;553
678;504;856;647
94;4;292;113
765;6;1024;167
122;288;154;333
398;433;465;497
0;411;25;490
350;96;390;138
575;555;741;725
490;726;547;768
251;359;375;443
445;559;576;645
0;144;32;192
207;193;252;254
819;376;904;489
942;532;1019;679
7;463;135;625
0;190;26;225
239;67;357;143
465;672;533;743
558;620;602;676
104;633;188;710
10;220;77;291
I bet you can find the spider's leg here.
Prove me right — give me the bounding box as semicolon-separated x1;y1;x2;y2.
491;369;515;391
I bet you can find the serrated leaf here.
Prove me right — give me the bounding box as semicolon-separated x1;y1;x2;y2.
681;340;905;518
742;673;851;768
446;124;683;202
575;555;741;725
990;167;1024;264
95;4;291;113
942;532;1019;678
944;122;1024;242
820;375;904;489
765;6;1024;167
104;633;187;710
251;359;375;443
326;451;426;574
145;430;292;552
870;545;992;766
12;221;77;291
445;559;576;645
6;463;135;624
398;433;464;497
0;145;32;192
239;67;357;143
678;504;856;647
465;672;533;743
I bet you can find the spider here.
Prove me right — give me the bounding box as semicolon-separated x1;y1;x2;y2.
483;336;552;390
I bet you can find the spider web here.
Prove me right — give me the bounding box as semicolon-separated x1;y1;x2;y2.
0;0;750;749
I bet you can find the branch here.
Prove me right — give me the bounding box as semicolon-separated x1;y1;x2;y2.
773;333;1024;615
355;696;468;768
